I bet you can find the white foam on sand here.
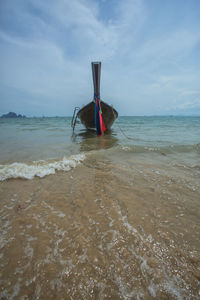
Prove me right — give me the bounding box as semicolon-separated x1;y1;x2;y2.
0;154;85;181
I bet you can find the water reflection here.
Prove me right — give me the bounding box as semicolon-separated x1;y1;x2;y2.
72;129;118;151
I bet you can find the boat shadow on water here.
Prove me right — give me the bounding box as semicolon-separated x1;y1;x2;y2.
71;129;119;152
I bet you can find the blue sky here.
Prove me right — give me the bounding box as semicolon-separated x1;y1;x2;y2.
0;0;200;116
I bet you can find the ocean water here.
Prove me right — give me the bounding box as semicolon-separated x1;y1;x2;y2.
0;116;199;164
0;116;200;299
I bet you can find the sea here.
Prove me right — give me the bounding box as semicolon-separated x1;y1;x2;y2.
0;116;200;299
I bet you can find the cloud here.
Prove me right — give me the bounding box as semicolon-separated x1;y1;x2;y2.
176;98;200;110
0;0;199;116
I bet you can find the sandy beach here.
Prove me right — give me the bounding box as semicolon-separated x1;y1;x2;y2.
1;149;200;299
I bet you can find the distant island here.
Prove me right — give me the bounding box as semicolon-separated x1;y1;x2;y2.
1;112;26;118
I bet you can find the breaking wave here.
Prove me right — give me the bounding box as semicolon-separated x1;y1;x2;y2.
0;154;85;181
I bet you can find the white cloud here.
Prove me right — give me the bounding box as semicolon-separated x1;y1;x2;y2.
0;0;199;115
176;98;200;110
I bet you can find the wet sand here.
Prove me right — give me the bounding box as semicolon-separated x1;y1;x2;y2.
0;151;200;299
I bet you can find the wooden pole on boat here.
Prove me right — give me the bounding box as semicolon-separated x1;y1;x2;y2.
91;62;106;135
91;62;101;97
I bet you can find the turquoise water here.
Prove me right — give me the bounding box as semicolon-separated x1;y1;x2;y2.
0;116;199;180
0;116;199;163
117;116;200;146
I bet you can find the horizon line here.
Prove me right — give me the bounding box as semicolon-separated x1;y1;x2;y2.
1;114;200;118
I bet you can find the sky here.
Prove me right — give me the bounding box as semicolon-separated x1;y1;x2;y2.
0;0;200;116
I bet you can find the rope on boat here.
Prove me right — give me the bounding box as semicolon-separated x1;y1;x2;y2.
111;107;135;141
116;121;135;140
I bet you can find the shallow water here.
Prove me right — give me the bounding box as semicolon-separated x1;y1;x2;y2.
0;116;200;164
0;116;200;299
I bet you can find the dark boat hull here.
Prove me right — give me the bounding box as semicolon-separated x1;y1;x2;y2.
77;101;118;130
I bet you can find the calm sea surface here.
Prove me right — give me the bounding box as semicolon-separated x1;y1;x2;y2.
0;116;200;299
0;116;199;164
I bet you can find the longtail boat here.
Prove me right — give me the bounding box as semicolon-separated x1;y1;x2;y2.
75;62;118;136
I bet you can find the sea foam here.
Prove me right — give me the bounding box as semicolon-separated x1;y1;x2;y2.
0;154;85;181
